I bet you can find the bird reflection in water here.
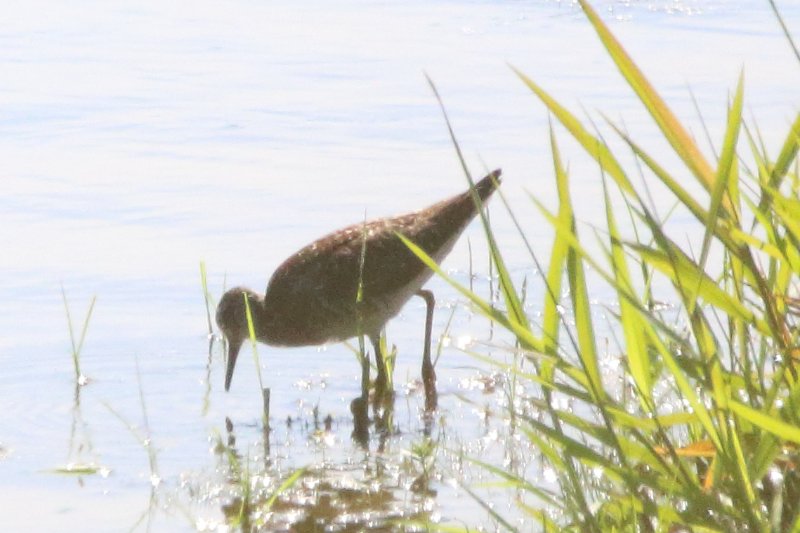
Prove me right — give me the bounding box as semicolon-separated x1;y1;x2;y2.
219;407;439;531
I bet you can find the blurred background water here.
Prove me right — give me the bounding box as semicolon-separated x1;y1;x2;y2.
1;1;798;530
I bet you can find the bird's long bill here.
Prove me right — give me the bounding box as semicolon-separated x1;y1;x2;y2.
224;338;243;392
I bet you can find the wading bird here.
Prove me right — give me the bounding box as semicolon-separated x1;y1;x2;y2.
216;169;501;408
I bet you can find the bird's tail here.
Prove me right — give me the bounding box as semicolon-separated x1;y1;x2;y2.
472;168;502;203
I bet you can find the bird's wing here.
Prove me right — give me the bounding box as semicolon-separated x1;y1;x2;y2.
264;215;428;340
262;171;500;344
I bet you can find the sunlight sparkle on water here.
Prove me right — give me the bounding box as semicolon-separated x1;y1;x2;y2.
768;466;785;486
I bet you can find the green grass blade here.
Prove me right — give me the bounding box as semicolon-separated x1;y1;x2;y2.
764;187;800;252
512;67;635;196
465;456;563;508
524;415;626;484
565;214;603;402
398;233;544;353
243;293;265;391
541;123;576;381
531;195;707;360
728;225;793;268
539;125;603;400
576;0;721;205
199;261;214;335
61;286;80;380
631;244;770;336
465;348;593;402
696;72;744;281
75;295;97;361
607;119;709;224
730;400;800;444
768;0;800;65
263;468;306;512
61;286;96;382
770;112;800;187
426;75;527;329
548;406;671;475
51;464;101;475
647;327;722;450
602;176;652;400
458;481;519;532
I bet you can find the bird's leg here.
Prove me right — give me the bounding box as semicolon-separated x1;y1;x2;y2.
416;289;438;411
371;333;389;395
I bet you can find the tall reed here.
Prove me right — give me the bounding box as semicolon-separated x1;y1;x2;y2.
409;0;800;529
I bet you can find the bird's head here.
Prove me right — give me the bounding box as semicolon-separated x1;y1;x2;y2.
216;286;263;391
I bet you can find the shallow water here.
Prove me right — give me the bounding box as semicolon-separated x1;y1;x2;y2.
1;0;799;530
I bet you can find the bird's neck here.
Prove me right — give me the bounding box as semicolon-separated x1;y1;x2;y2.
256;293;302;346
